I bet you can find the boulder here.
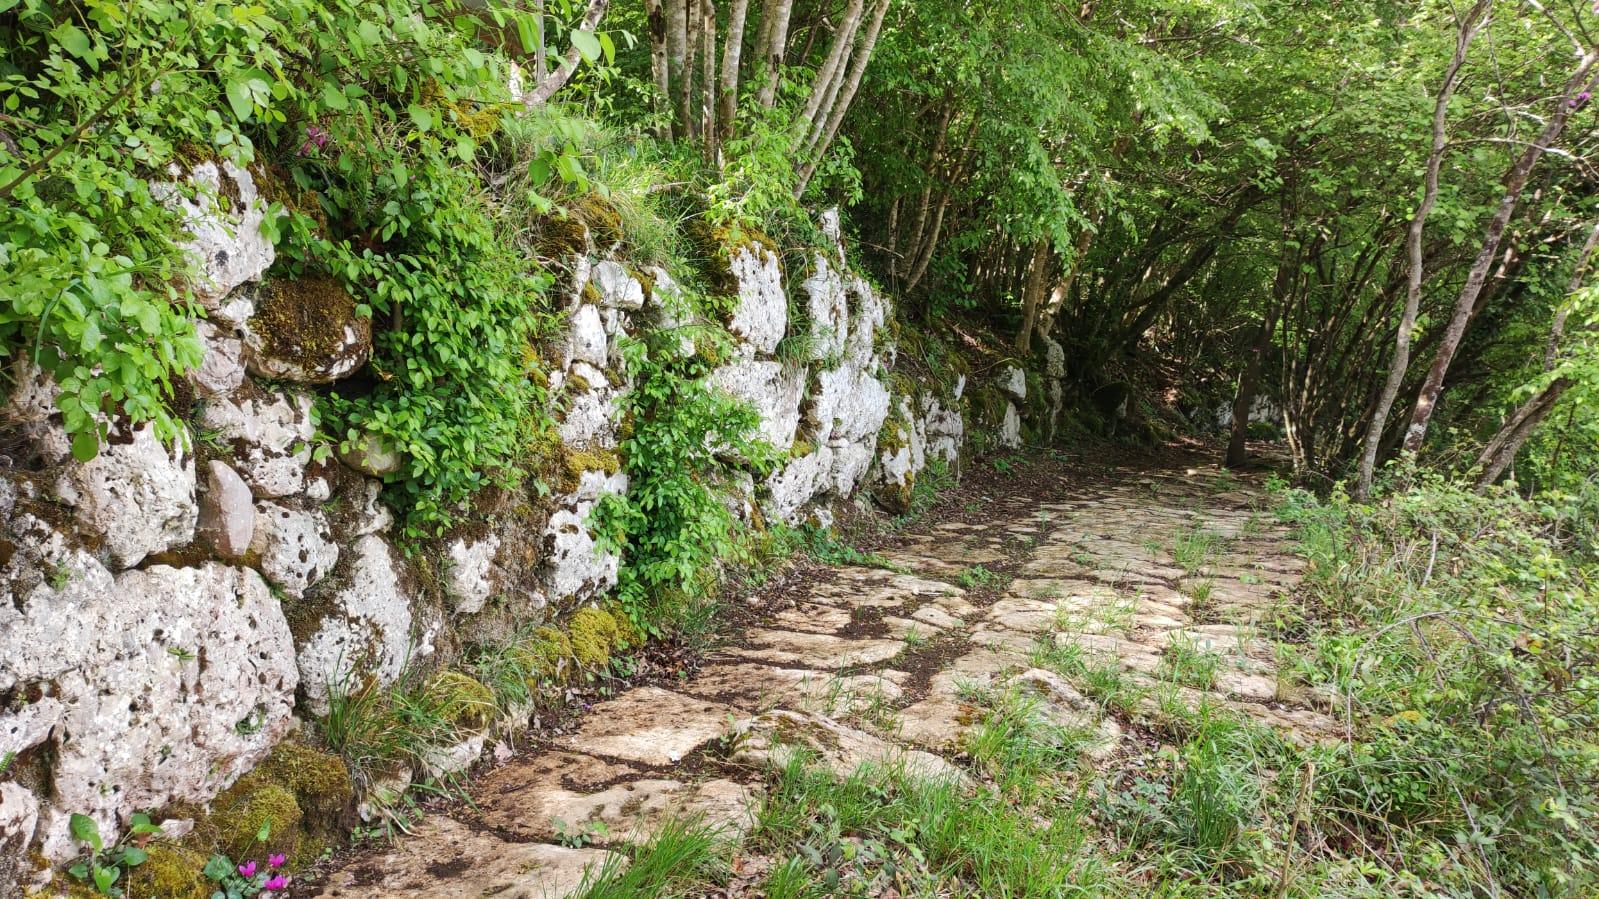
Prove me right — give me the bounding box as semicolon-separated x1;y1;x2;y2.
191;319;247;397
727;244;787;354
250;502;340;597
708;358;805;449
809;366;891;444
199;387;314;498
763;446;834;524
50;419;197;569
294;535;423;715
541;471;626;604
0;550;298;860
196;460;255;559
590;260;646;310
338;432;403;478
565;303;609;368
151;160;275;319
997;364;1027;402
802;255;849;362
242;275;373;383
445;534;500;615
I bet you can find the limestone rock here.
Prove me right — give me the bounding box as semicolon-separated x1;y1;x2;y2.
199;387;314;498
0;698;64;759
727;244;787;354
191;319;247;397
0;783;41;887
445;534;500;615
250;502;339;597
338;432;403;478
312;815;616;899
803;255;849;362
709;358;805;449
46;420;198;569
1044;337;1066;379
242;275;373;383
294;535;421;715
1000;401;1022;448
15;563;297;860
196;460;255;559
152;160;275;316
763;445;834;524
997;364;1027;402
560;687;737;766
591;259;646;310
809;366;890;444
542;508;620;603
557;386;621;450
566;302;609;368
729;628;905;669
734;710;966;783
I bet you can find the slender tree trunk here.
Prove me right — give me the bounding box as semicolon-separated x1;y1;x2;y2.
664;0;690;134
533;0;548;83
717;0;752;143
1473;221;1599;487
795;0;890;195
644;0;672;137
522;0;612;107
754;0;796;108
701;0;718;152
1403;49;1599;452
1353;0;1489;498
1015;239;1051;353
797;0;866;138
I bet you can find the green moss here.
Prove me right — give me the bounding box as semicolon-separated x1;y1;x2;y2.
572;192;624;247
569;606;624;669
127;843;209;899
534;212;590;258
510;627;574;683
559;448;622;494
875;478;915;515
253;273;364;364
973;385;1010;429
789;437;816;459
209;781;303;861
424;670;497;730
252;738;352;826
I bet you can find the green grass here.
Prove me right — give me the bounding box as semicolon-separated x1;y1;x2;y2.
1170;527;1223;574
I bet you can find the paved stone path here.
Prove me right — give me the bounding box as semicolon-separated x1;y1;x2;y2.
310;456;1333;897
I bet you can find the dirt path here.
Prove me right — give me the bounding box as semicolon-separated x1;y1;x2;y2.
306;448;1332;897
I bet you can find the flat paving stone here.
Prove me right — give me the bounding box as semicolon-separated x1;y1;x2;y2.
734;709;968;783
313;815;616;898
559;687;737;765
728;628;906;669
683;661;903;713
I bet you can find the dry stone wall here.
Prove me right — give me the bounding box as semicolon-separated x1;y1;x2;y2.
0;167;1065;882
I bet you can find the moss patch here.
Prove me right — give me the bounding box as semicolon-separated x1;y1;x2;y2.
424;670;497;730
208;781;303;862
127;843;210;899
252;273;368;368
559;447;622;494
569;605;624;669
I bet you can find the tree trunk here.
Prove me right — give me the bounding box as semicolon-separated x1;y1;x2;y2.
1402;49;1599;452
795;0;890;196
645;0;672;137
701;0;718;152
754;0;796;108
717;0;752;143
522;0;612;107
797;0;866;139
533;0;548;83
665;0;690;134
1353;0;1488;499
1015;239;1051;353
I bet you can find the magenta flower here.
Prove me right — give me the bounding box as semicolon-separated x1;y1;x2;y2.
238;860;257;877
297;124;332;157
264;874;290;890
269;854;286;869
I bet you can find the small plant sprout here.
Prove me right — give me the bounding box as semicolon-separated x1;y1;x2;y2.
66;812;162;896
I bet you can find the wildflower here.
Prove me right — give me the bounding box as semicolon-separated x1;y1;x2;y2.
269;854;287;868
264;874;290;891
298;124;331;156
238;860;257;877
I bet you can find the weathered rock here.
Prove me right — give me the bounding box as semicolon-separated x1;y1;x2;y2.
565;302;609;368
191;319;247;397
810;366;891;445
445;534;500;615
763;446;834;524
242;275;373;383
728;628;905;669
294;534;422;715
734;710;967;783
1000;401;1022;448
1044;337;1067;379
559;687;737;766
803;255;849;362
250;502;339;597
0;698;64;760
12;562;298;860
682;662;903;715
48;420;197;568
727;244;787;354
709;358;806;449
557;386;621;450
200;387;314;498
151;160;275;316
0;783;41;889
312;815;617;899
997;365;1027;402
338;432;403;478
542;471;626;603
196;460;255;559
591;259;646;310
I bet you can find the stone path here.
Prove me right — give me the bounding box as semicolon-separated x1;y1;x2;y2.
308;455;1333;897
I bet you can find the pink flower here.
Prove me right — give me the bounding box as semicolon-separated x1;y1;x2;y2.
264;874;290;890
238;860;257;877
268;854;286;869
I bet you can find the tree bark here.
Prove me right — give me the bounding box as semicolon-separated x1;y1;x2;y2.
1353;0;1488;499
645;0;672;137
795;0;890;195
664;0;690;134
522;0;612;107
754;0;796;108
717;0;752;143
701;0;718;151
1015;239;1052;353
1402;49;1599;453
797;0;866;139
533;0;548;83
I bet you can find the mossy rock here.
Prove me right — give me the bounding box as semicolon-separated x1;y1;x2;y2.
558;447;622;494
127;843;210;899
509;627;574;683
208;781;303;862
572;193;624;248
247;274;372;383
874;478;915;515
424;670;497;730
972;385;1010;429
568;606;624;669
251;738;353;826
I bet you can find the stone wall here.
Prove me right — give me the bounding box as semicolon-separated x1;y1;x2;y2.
0;170;1063;885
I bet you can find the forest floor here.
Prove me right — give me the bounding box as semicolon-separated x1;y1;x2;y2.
297;443;1336;898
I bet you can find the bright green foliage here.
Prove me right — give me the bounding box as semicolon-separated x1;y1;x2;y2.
1277;476;1599;893
593;323;781;635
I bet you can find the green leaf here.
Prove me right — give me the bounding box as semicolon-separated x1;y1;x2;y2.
570;29;601;64
225;78;255;120
70;430;99;463
121;846;148;867
321;81;349;110
202;855;233;882
69;812;103;851
409;104;434;132
598;32;616;65
52;24;92;60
